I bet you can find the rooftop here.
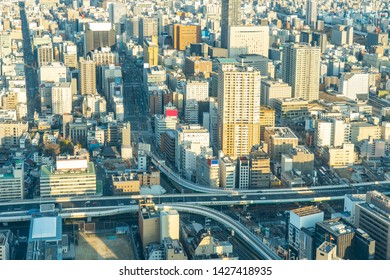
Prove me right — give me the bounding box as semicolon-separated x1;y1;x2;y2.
265;127;298;139
291;206;322;217
318;241;337;254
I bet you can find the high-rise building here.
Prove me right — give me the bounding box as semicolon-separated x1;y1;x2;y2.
79;57;96;95
138;17;158;45
173;24;201;51
40;156;96;198
221;0;242;49
219;155;236;189
51;82;72;115
218;64;261;159
306;0;318;28
84;22;116;55
144;40;159;67
121;122;132;159
260;106;275;141
356;191;390;260
282;43;320;101
227;26;269;58
0;121;28;147
196;155;220;188
37;44;54;66
108;2;126;25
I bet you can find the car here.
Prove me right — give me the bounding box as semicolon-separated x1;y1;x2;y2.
211;198;217;201
241;195;247;199
260;197;266;200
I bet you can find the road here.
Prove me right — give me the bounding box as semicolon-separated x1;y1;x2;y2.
19;1;38;119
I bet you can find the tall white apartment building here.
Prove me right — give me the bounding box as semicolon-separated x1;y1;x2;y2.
51;83;72;115
315;118;350;148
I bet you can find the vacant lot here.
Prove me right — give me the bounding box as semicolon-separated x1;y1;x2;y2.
76;232;135;260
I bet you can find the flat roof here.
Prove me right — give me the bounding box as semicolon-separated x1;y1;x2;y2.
291;206;322;217
31;217;57;239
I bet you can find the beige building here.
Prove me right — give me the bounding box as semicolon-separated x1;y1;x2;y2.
218;64;261;159
139;202;160;249
184;56;212;77
0;121;28;146
316;242;339;260
79;57;96;95
281;145;314;174
144;40;159;67
260;106;275;141
326;143;355;168
249;149;271;188
274;98;309;120
264;127;299;161
228;25;269;58
91;49;118;66
112;174;140;195
63;53;78;69
261;79;292;107
37;44;54;66
282;43;320;101
350;122;381;144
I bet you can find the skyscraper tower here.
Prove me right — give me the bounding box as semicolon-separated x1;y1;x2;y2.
218;63;261;159
282;43;320;102
79;57;96;95
221;0;241;49
306;0;318;29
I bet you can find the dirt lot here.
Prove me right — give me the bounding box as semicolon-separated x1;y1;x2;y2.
75;232;135;260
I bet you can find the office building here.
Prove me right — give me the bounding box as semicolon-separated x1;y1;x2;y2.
0;121;28;147
173;25;201;51
160;210;180;243
282;43;320;101
196;155;220;188
326;143;355;168
0;160;24;201
84;22;116;55
350;122;381;145
82;94;107;117
259;106;275;141
219;155;236;189
281;145;314;175
356;191;390;260
339;72;369;101
138;17;158;45
185;80;209;102
315;217;375;260
111;174;140;195
249;148;270;188
218;64;261;159
51;83;72;115
306;0;317;28
315;118;350;148
289;206;324;259
264;127;299;162
40;156;96;198
184;56;212;77
39;62;67;84
331;25;354;46
221;0;242;49
37;44;54;67
79;58;96;95
162;237;187;260
237;156;250;189
144;40;159;67
91;48;118;66
274;98;309;121
228;26;269;58
108;2;126;25
155;114;178;147
139;202;160;249
69;119;88;147
367;32;389;49
261;79;292;107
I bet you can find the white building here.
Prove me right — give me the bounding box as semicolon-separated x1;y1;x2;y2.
51;83;72;115
339;73;369;101
261;79;292;107
39;62;67;84
219;156;236;189
155;114;178;147
327;143;355;168
228;26;269;58
82;94;107;117
185;80;209;102
0;160;24;201
315;118;350;148
160;210;180;243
